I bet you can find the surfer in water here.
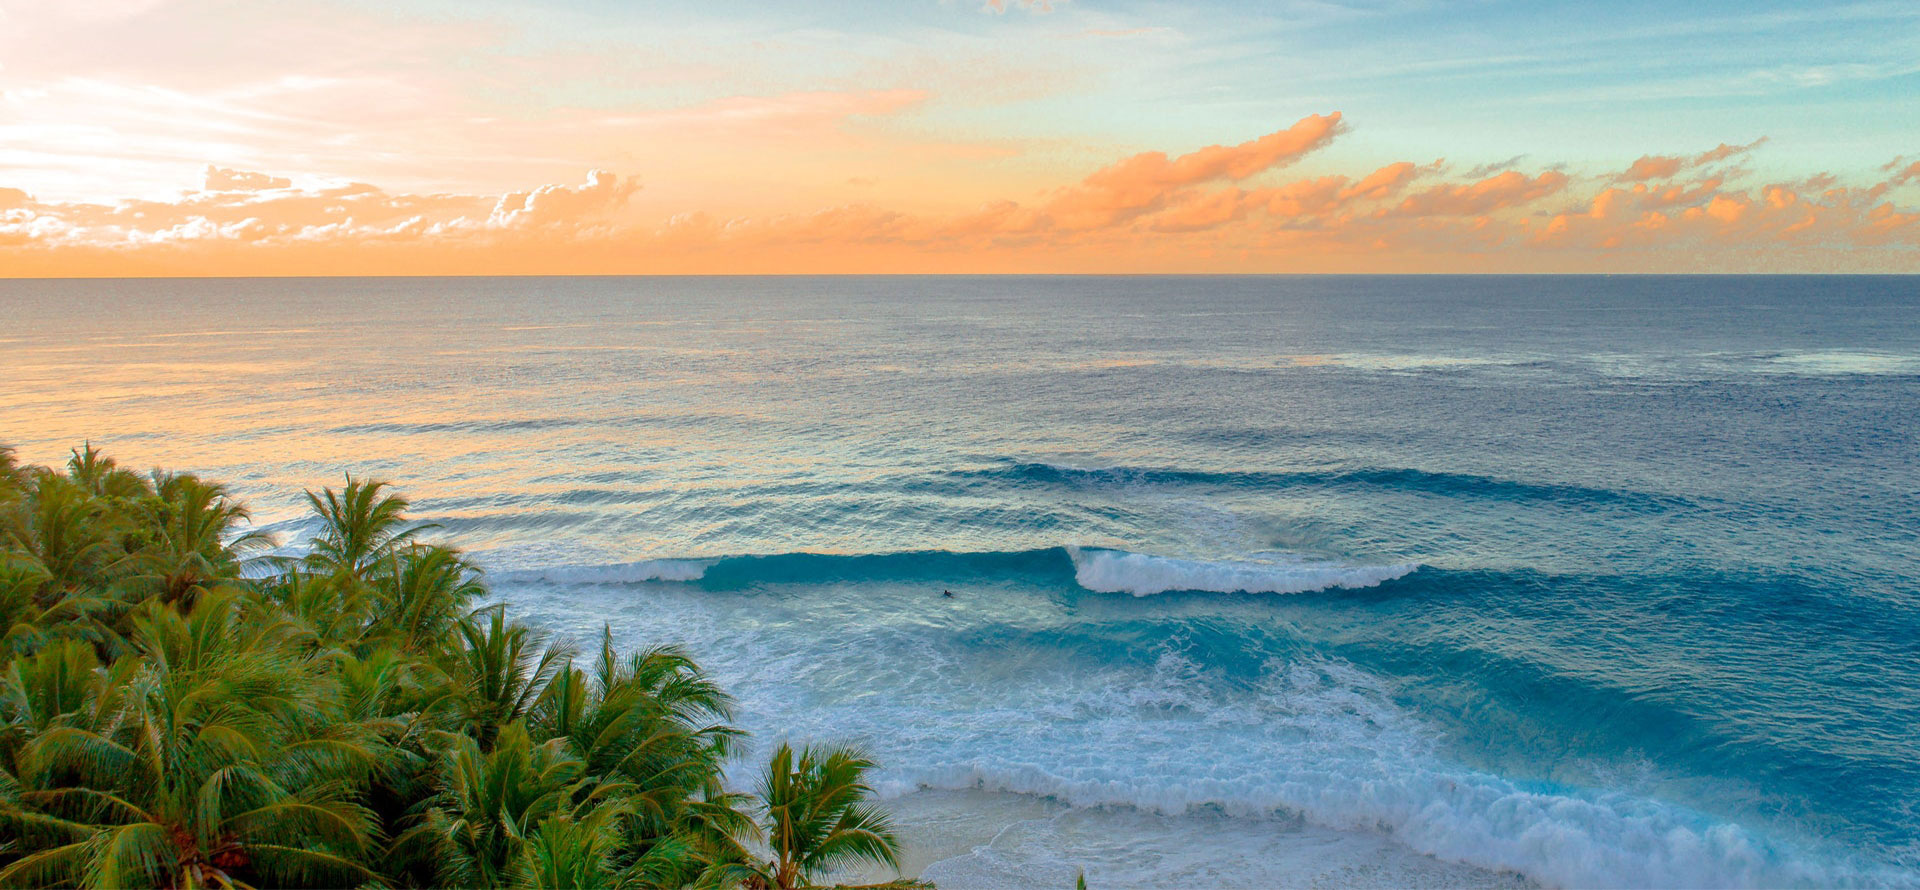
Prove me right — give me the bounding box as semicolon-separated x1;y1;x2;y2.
941;589;954;598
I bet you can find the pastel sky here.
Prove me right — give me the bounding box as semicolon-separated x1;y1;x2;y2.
2;0;1916;274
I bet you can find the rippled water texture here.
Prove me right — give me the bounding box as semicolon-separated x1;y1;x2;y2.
4;275;1918;887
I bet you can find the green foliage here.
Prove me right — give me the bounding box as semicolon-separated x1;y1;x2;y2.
402;722;586;888
303;475;432;581
754;743;902;890
127;471;270;608
0;444;916;889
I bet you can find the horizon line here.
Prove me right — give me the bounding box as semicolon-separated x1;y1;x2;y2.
7;271;1920;282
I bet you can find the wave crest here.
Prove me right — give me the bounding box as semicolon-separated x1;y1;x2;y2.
1068;547;1417;596
493;558;713;584
491;547;1419;596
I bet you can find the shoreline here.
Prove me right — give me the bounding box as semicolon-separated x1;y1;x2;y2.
829;789;1538;889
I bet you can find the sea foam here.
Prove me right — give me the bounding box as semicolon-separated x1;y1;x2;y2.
495;556;1918;889
1068;546;1417;596
864;654;1913;889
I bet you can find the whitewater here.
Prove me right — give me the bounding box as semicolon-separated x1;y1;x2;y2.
4;275;1917;888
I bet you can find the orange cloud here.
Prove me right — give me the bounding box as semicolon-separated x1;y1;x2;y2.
204;167;292;191
0;170;636;258
1387;170;1568;217
1041;112;1342;230
488;171;639;230
1619;137;1768;181
1;114;1916;275
1340;162;1423;202
1882;159;1920;189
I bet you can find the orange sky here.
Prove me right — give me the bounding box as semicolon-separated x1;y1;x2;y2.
3;1;1917;275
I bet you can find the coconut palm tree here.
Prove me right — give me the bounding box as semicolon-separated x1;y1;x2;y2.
303;474;434;581
126;471;273;608
752;743;901;890
0;640;121;782
0;452;919;890
444;606;574;750
263;568;375;654
507;804;633;890
398;721;591;889
3;475;121;598
64;445;148;503
0;445;23;499
0;554;53;658
0;550;125;663
532;627;755;886
0;592;381;889
535;629;740;795
367;544;486;652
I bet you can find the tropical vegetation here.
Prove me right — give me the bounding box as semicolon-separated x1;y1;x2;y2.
0;444;916;889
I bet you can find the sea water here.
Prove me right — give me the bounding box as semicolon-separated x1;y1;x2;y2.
3;275;1917;887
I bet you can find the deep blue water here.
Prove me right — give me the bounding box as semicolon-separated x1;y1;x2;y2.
3;275;1917;887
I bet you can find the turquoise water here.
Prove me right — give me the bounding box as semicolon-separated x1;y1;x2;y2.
4;275;1918;887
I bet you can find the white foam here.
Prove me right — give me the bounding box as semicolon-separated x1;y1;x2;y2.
494;558;712;584
493;557;1917;889
910;796;1530;890
1758;350;1920;376
861;656;1913;889
1068;547;1416;596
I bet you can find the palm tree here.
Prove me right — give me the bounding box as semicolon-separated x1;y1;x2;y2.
0;640;118;783
367;544;486;652
127;471;273;608
536;628;740;796
533;627;755;886
303;474;434;581
3;475;121;598
752;743;901;890
0;453;922;890
263;568;375;654
64;445;148;502
398;721;589;889
444;606;574;750
507;805;631;890
0;553;53;657
0;445;23;499
0;592;381;889
0;550;125;663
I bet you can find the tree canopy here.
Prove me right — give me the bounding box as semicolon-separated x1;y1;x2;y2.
0;445;921;890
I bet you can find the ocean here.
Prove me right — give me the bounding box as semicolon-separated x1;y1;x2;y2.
3;275;1917;888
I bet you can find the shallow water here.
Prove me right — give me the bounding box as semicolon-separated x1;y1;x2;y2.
4;275;1917;887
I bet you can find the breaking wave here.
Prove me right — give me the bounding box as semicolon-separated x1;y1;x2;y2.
492;546;1417;597
1067;546;1417;596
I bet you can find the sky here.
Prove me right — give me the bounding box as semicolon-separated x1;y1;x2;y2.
0;0;1916;275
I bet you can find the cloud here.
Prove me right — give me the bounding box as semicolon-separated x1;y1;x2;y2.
204;166;291;191
0;169;635;257
1;114;1916;274
488;170;639;229
1041;112;1342;229
1619;137;1768;181
1464;156;1527;179
1883;159;1920;188
1114;112;1343;185
1339;161;1425;202
1387;170;1568;217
